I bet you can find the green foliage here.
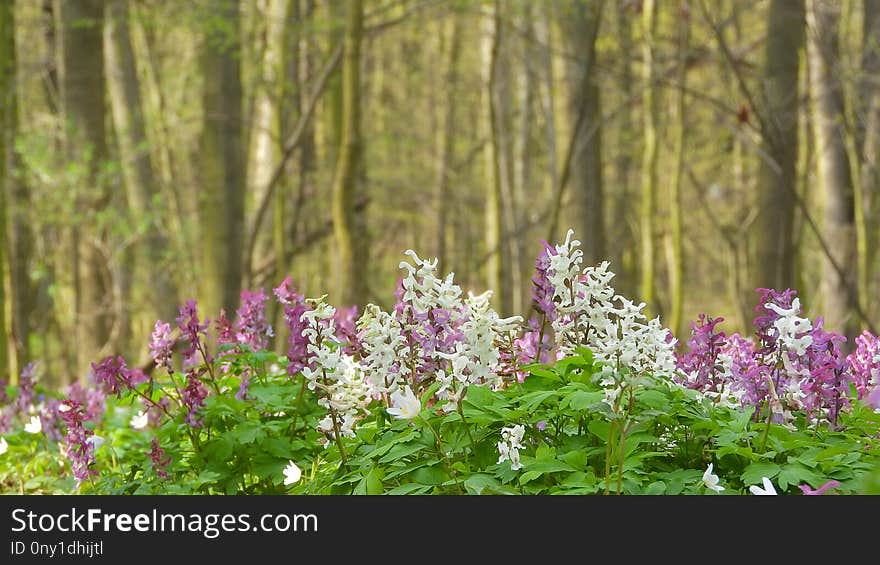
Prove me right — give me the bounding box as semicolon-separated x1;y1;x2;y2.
2;349;879;495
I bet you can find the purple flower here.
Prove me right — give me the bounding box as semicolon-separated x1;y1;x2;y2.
866;385;880;410
798;480;840;495
58;400;97;488
148;437;171;479
66;378;107;424
39;398;64;442
0;377;8;405
181;369;208;427
273;278;313;377
176;300;209;367
16;362;36;413
333;305;361;356
90;356;133;399
513;317;556;374
675;314;728;393
235;289;270;350
235;371;251;401
799;319;850;427
149;320;175;372
536;420;547;431
847;330;880;400
530;241;559;322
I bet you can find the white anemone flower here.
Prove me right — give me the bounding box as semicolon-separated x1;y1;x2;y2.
283;461;302;486
387;385;421;420
702;463;724;492
749;476;778;495
130;410;149;430
24;415;42;434
0;437;8;455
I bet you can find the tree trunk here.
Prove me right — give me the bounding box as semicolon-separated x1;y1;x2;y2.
806;0;856;337
58;0;110;373
105;0;178;324
4;0;33;378
666;2;689;338
753;0;804;292
483;1;508;313
561;0;605;265
611;0;635;297
435;12;462;275
330;0;367;308
200;0;245;318
0;0;12;379
640;0;659;315
247;0;286;285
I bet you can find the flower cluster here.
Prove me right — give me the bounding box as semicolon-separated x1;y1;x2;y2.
148;437;171;479
676;287;880;429
300;298;373;443
58;400;97;488
497;425;525;471
149;320;175;372
528;230;677;409
274;278;312;377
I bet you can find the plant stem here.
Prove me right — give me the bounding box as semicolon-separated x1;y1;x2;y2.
604;420;615;496
419;414;463;494
289;373;308;435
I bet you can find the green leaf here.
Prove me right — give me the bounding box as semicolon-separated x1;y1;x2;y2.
229;422;266;445
464;474;503;494
261;438;296;459
386;483;432;495
565;390;604;411
522;459;578;474
518;390;559;412
378;441;427;463
202;437;234;461
645;481;666;495
777;464;822;491
741;462;781;485
588;419;612;442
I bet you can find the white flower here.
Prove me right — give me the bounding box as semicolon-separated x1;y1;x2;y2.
0;437;7;455
283;460;302;486
497;425;526;471
749;476;778;495
24;415;42;434
387;385;421;420
765;298;813;355
702;463;724;492
130;410;149;430
86;435;105;450
58;403;71;413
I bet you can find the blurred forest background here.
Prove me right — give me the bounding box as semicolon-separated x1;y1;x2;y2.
0;0;877;388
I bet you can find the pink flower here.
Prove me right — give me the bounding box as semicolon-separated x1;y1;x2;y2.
798;480;840;495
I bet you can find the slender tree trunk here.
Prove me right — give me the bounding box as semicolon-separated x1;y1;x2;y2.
0;0;12;379
435;12;462;275
331;0;367;308
200;0;245;318
561;0;605;265
806;0;856;337
105;0;178;324
4;0;32;377
247;0;286;286
58;0;110;373
483;1;507;313
640;0;659;315
612;0;635;297
666;3;689;337
753;0;804;292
